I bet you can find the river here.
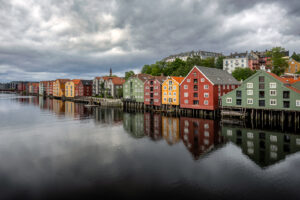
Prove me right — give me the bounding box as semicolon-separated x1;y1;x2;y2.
0;93;300;199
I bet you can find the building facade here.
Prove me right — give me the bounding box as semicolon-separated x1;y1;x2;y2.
163;50;222;63
144;76;166;107
222;70;300;111
123;74;153;102
46;81;54;96
223;52;249;74
180;66;240;110
53;79;70;97
286;58;300;74
39;81;48;96
161;76;184;106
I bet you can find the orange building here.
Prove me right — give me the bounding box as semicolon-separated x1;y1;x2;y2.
286;58;300;74
53;79;70;97
162;76;184;106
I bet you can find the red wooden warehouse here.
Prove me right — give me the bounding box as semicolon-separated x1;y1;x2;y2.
180;66;240;110
78;80;93;97
144;76;166;108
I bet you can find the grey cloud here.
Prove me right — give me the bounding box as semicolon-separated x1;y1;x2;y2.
0;0;300;82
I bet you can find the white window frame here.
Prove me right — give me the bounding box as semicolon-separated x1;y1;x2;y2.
270;90;277;96
184;92;188;97
296;100;300;107
204;93;209;98
173;92;176;96
184;85;188;89
164;86;167;89
173;98;176;102
187;79;191;82
184;100;188;104
226;97;232;103
270;99;277;106
204;100;208;105
201;78;205;82
204;85;209;89
247;90;253;95
247;98;253;104
247;83;253;88
173;86;176;90
270;82;277;89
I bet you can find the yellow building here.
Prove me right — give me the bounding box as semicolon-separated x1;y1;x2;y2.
65;80;80;98
286;58;300;74
162;116;180;145
162;76;184;106
53;79;70;97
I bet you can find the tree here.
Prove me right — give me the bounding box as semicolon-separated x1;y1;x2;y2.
267;47;289;76
291;52;300;62
232;67;256;81
117;88;123;98
201;57;216;68
216;56;225;69
125;71;135;80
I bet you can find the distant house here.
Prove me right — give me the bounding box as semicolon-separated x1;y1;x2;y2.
223;52;250;74
39;81;48;96
123;74;153;102
286;58;300;74
222;70;300;111
180;66;240;110
46;81;54;96
53;79;70;97
163;50;222;63
65;79;93;98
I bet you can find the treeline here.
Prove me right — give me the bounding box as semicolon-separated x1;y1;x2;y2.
141;56;224;77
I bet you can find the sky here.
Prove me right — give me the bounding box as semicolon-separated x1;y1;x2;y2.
1;0;300;82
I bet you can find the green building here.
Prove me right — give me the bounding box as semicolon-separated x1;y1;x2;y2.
222;125;300;168
222;70;300;111
123;113;145;138
123;74;153;102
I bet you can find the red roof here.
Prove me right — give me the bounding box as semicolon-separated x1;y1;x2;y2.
267;72;300;93
171;76;184;84
111;77;125;85
282;77;300;84
72;79;81;85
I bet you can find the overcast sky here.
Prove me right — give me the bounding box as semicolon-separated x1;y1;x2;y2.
1;0;300;82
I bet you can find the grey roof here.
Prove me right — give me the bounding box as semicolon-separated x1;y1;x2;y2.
81;80;93;86
195;66;240;85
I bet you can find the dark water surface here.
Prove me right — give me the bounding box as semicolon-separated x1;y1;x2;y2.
1;93;300;200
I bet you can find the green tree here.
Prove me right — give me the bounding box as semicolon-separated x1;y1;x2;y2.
216;56;225;69
267;47;289;76
232;67;256;81
291;52;300;62
125;71;135;80
117;88;123;98
201;57;216;68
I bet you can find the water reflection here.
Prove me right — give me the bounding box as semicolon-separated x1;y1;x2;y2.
11;95;300;167
222;125;300;168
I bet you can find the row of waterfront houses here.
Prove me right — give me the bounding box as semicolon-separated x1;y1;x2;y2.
123;66;300;112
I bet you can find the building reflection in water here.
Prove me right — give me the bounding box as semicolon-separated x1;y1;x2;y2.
144;113;162;141
162;116;180;145
180;117;223;160
123;113;145;138
222;125;300;168
93;107;123;125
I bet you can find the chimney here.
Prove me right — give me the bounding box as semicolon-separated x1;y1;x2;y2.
110;68;112;77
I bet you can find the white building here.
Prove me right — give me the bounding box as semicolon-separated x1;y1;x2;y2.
163;50;223;63
223;52;249;74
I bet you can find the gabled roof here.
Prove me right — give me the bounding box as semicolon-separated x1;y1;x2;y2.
72;79;81;85
171;76;184;84
111;77;125;85
94;77;101;80
195;66;240;85
56;79;70;84
266;72;300;94
133;74;154;82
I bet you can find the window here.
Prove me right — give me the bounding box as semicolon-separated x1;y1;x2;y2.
184;92;188;97
194;79;198;84
236;99;242;105
173;98;176;102
194;93;198;97
163;98;166;101
204;100;208;105
184;85;188;89
187;79;191;82
184;100;188;104
169;86;172;90
194;85;198;91
204;93;209;98
168;98;172;103
247;98;253;104
169;92;171;95
164;92;167;95
193;100;199;105
226;97;232;103
173;86;176;90
259;100;265;107
201;78;205;82
173;92;176;96
236;90;242;98
296;100;300;107
193;72;197;77
283;91;290;99
259;91;265;98
270;82;276;88
169;81;172;85
247;90;253;95
270;99;277;106
164;86;167;89
204;85;209;89
283;101;290;108
259;76;265;82
231;85;235;89
269;90;276;96
259;83;264;89
247;83;253;88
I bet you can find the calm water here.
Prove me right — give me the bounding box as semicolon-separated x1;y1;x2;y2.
1;93;300;199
